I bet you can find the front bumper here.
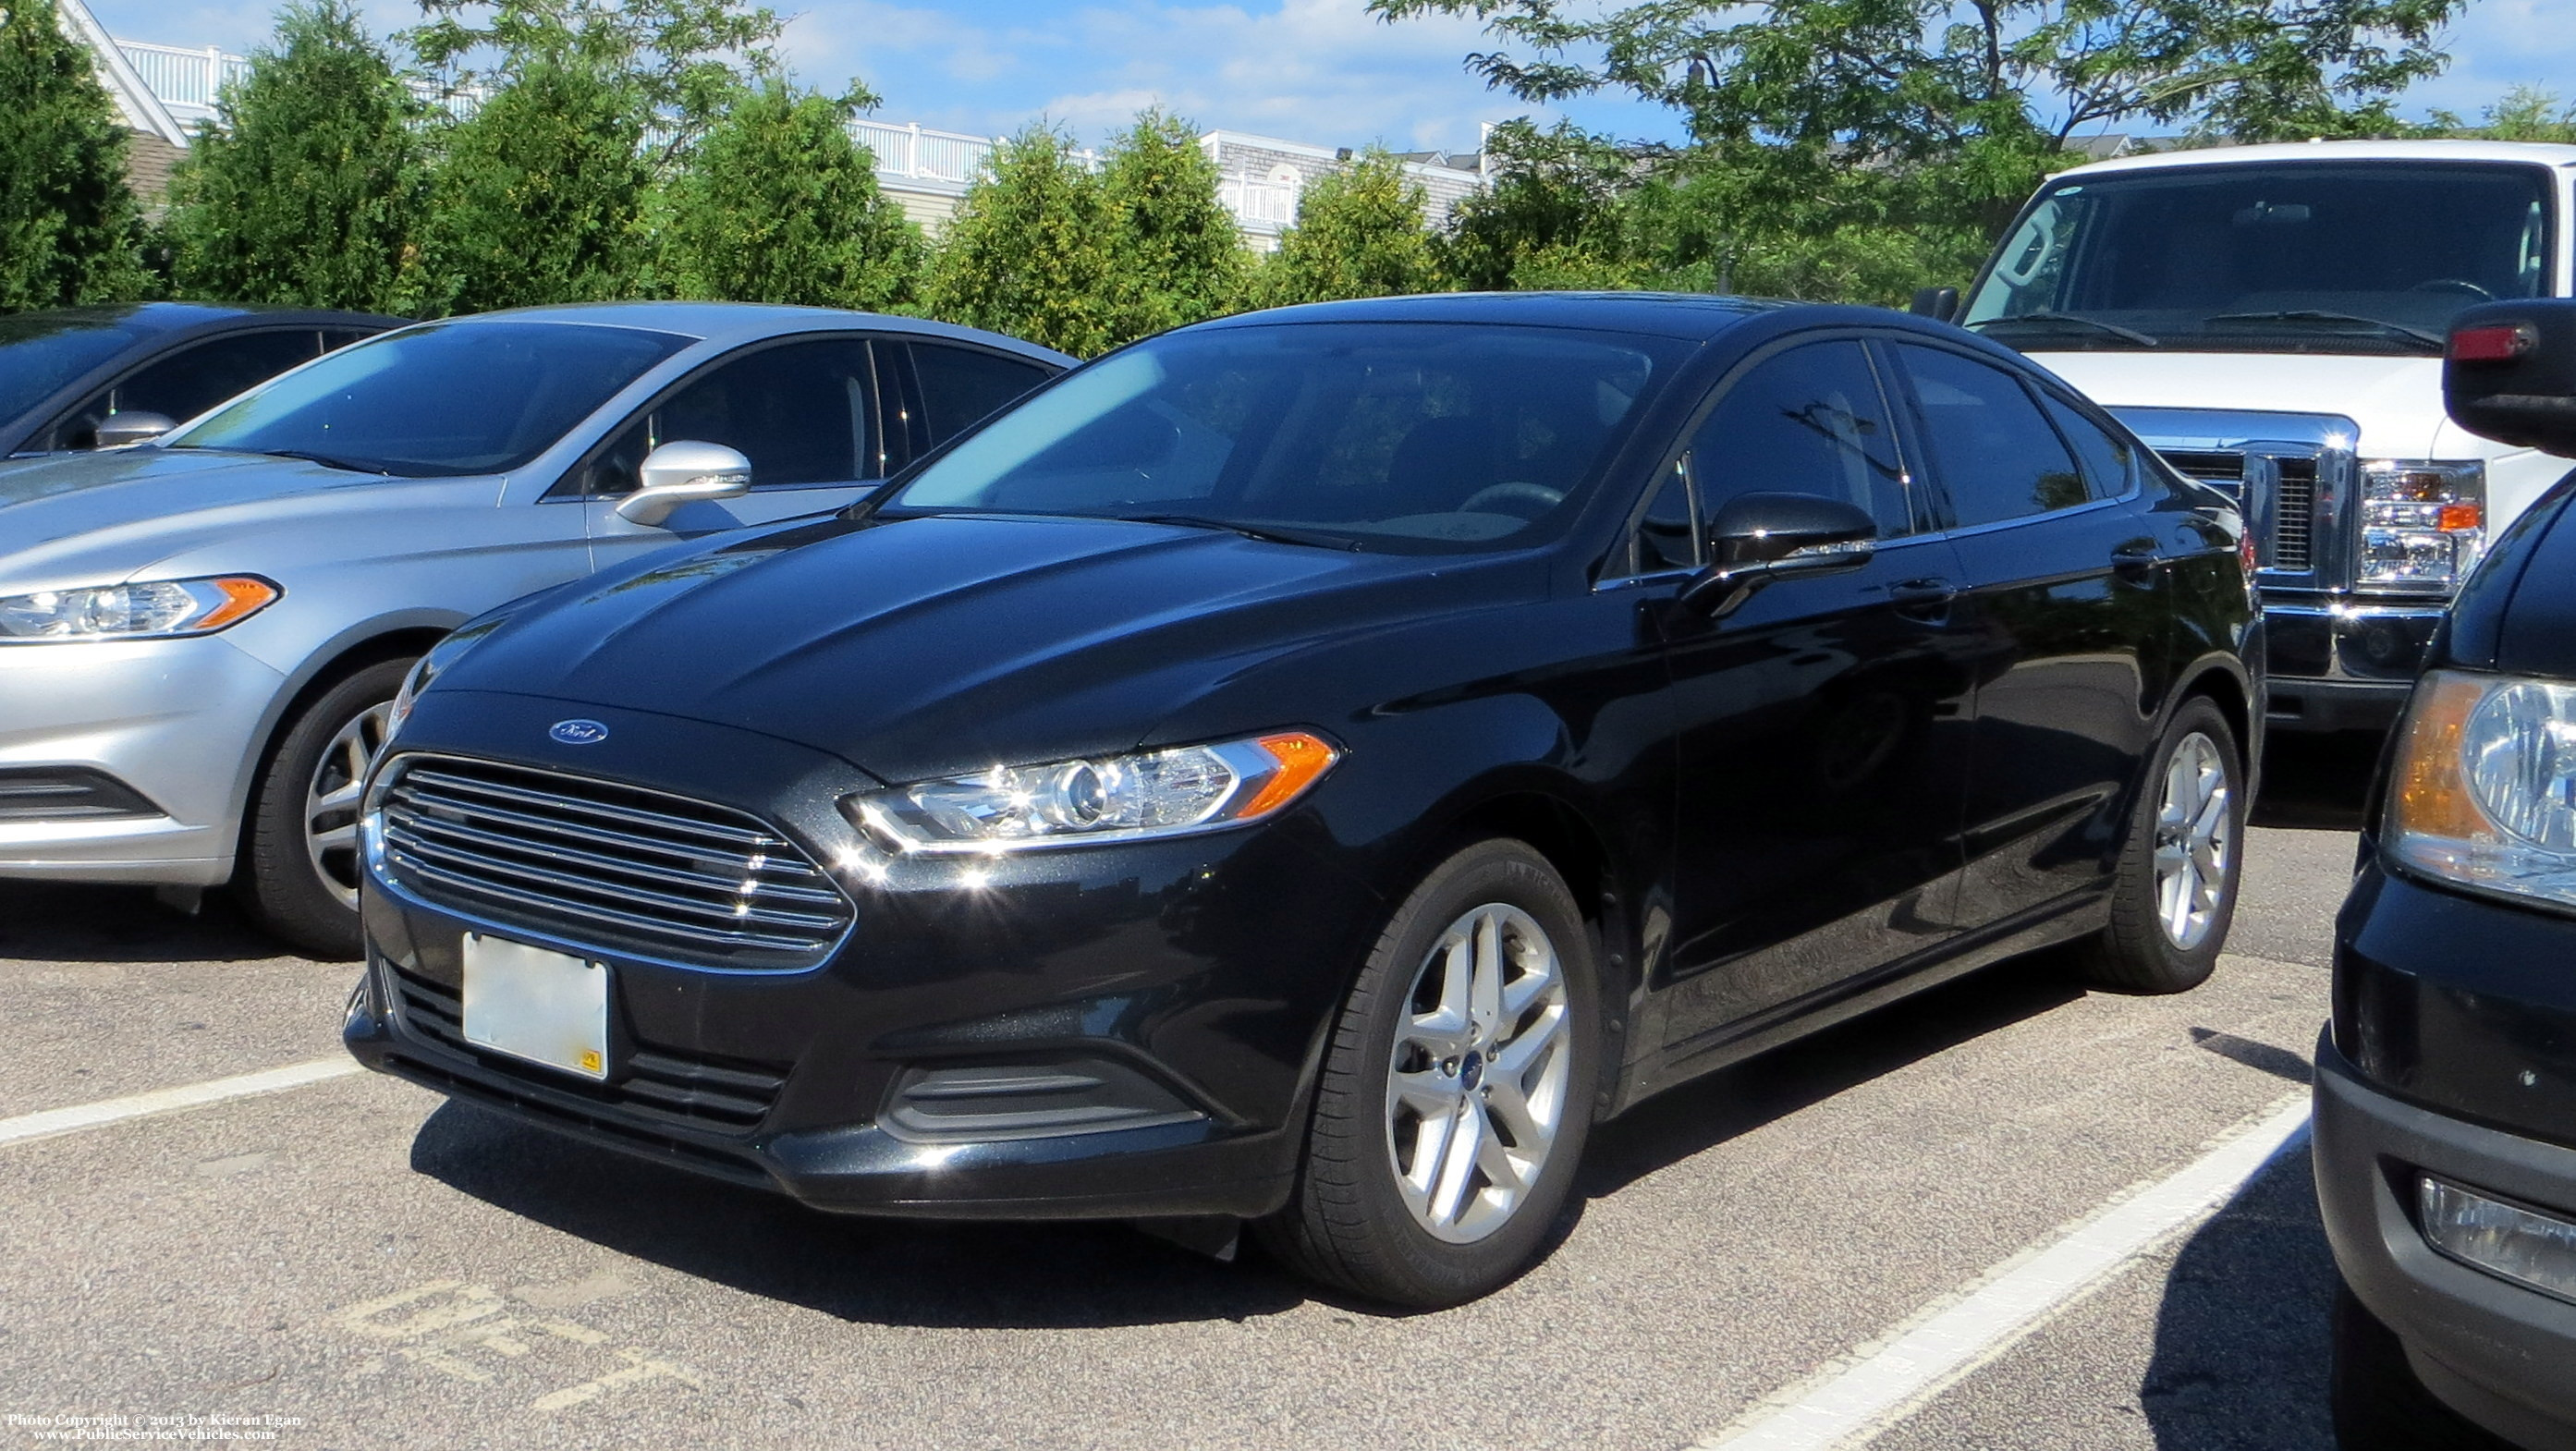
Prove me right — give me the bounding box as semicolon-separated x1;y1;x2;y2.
2323;860;2576;1446
2259;599;2442;733
0;635;287;884
2314;1035;2576;1448
348;690;1382;1222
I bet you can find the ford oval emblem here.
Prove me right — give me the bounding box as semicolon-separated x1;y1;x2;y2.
549;719;609;747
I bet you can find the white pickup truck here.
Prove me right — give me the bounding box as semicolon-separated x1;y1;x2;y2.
1956;139;2576;731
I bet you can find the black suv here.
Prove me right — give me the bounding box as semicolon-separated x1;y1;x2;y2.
2322;300;2576;1448
346;294;2260;1307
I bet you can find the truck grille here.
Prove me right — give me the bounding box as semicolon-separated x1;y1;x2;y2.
2146;447;2314;573
375;755;854;970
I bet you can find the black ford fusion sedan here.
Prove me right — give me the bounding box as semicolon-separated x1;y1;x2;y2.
346;293;2258;1307
2321;301;2576;1449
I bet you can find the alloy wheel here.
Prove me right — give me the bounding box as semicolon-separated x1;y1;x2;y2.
2152;730;2233;950
1383;902;1572;1243
305;701;393;910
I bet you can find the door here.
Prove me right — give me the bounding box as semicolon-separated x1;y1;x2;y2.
38;328;324;449
883;340;1058;470
1883;341;2171;926
579;335;891;566
1656;338;1980;1046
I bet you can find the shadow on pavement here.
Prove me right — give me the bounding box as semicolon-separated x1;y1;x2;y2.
2253;731;2384;834
0;880;304;965
1581;949;2085;1198
2140;1146;2338;1449
409;1099;1312;1330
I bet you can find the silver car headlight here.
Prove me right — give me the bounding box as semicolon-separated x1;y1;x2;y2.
844;732;1338;854
2387;670;2576;910
2357;459;2484;592
0;577;280;642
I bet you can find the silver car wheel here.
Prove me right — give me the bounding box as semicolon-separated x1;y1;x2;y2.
1383;902;1571;1244
2152;730;2233;951
306;701;392;909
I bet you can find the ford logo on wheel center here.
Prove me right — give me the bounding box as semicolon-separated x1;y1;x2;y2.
548;720;609;747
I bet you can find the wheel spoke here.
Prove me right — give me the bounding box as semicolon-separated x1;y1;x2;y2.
1474;1121;1528;1199
1392;1067;1460;1120
309;823;358;853
1470;910;1503;1039
1427;1100;1484;1226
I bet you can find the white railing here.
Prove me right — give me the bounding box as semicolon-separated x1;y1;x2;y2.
115;39;249;125
849;119;998;186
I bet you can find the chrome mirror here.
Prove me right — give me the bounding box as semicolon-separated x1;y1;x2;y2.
616;441;752;527
92;411;177;448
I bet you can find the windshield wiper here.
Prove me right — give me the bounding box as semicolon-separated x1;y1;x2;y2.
2200;310;2444;350
1113;513;1362;551
1967;312;2160;347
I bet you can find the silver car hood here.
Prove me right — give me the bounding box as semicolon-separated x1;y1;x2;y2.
0;448;503;590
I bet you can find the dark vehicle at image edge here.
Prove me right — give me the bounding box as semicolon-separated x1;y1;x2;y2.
2322;300;2576;1450
345;293;2260;1307
0;302;402;454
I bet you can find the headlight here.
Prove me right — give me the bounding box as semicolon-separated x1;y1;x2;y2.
2387;669;2576;910
845;732;1338;853
2358;459;2484;592
0;576;279;642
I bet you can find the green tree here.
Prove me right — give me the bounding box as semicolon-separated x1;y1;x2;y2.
2427;87;2576;143
1260;148;1442;306
660;79;924;310
0;0;147;309
410;55;653;313
924;124;1116;356
1439;118;1637;291
1095;109;1246;344
163;1;429;312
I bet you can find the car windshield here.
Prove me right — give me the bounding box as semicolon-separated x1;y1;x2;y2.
883;322;1681;552
165;321;691;477
1961;162;2553;353
0;314;151;425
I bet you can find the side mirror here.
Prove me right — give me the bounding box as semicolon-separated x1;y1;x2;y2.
1680;492;1878;617
2446;300;2576;458
1910;287;1960;324
615;440;751;527
92;411;176;448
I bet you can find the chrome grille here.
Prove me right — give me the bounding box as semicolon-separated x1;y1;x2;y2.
376;755;853;970
2272;458;2316;571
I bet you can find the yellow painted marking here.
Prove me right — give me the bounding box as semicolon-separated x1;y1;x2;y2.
529;1348;702;1412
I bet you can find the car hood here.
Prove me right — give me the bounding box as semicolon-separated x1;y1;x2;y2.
0;447;444;582
2029;350;2450;458
439;513;1534;784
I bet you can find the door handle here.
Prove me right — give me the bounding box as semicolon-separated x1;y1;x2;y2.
2111;539;2163;582
1888;577;1958;609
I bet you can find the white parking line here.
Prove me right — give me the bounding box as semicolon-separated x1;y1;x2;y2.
0;1057;363;1149
1691;1091;2314;1451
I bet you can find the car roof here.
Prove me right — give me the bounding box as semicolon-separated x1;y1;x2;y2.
437;300;1077;365
1191;291;1791;341
2055;138;2576;180
0;301;407;334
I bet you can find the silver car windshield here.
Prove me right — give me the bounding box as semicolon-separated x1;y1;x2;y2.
165;321;691;477
885;322;1679;554
1963;162;2553;354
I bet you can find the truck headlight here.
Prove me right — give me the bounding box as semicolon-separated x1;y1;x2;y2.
2358;460;2484;591
0;577;279;642
845;732;1338;854
2387;670;2576;910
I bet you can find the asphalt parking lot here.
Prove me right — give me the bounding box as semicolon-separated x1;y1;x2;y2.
0;733;2381;1451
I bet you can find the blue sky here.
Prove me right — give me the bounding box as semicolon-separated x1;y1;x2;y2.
89;0;2576;155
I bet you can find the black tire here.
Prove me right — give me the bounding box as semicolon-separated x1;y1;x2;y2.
2331;1283;2516;1449
239;658;411;959
1257;838;1600;1309
2077;695;2244;994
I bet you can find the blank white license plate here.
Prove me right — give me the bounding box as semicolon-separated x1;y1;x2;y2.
461;933;609;1080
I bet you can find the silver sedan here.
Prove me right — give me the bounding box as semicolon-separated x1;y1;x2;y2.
0;302;1069;955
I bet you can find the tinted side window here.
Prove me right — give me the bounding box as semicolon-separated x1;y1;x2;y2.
1891;345;2087;526
644;337;874;490
50;330;321;447
1686;340;1912;538
910;343;1052;447
1631;463;1699;573
2038;391;2137;501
